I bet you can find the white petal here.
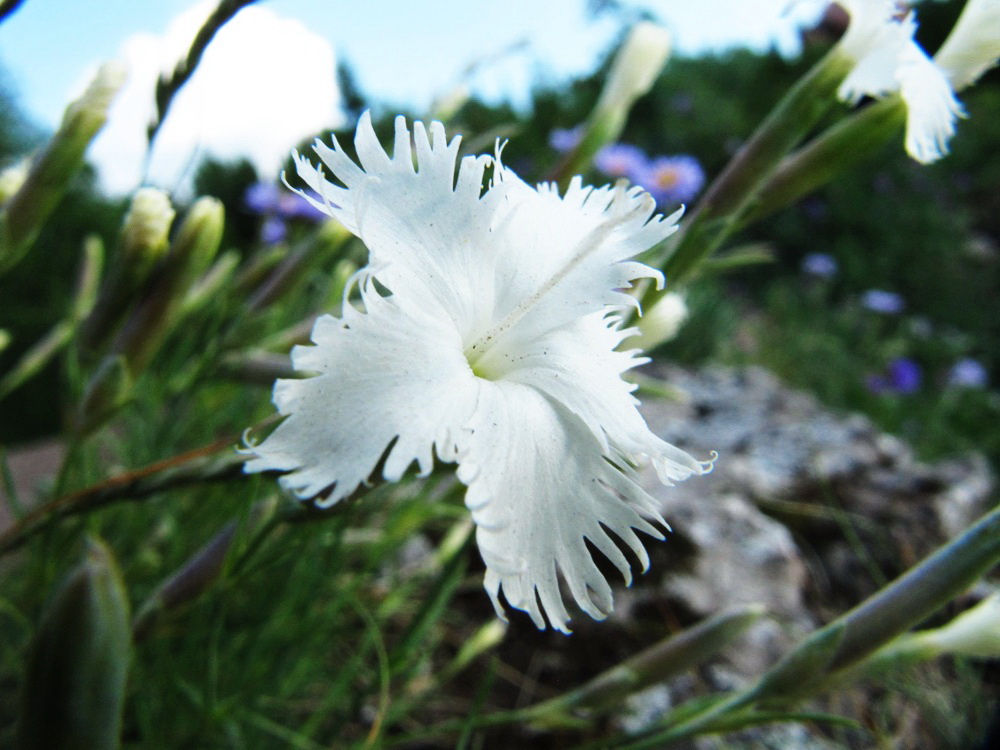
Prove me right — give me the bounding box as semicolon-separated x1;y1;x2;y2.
494;312;709;483
837;6;915;103
295;114;678;363
835;5;965;163
293;112;496;338
836;0;904;69
457;381;671;633
934;0;1000;91
243;286;477;503
897;42;966;163
465;174;679;369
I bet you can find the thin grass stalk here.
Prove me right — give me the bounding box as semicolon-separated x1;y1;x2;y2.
147;0;261;148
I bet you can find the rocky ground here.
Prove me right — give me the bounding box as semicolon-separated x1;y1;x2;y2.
620;365;997;747
476;365;997;748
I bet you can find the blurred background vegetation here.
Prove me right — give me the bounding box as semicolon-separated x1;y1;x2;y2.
0;1;997;746
2;1;996;465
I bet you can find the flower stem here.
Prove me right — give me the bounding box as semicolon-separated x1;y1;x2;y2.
741;97;907;226
648;49;853;289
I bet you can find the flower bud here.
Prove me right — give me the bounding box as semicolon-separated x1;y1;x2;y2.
113;197;224;371
16;538;130;750
80;191;174;350
0;62;126;274
594;21;671;130
934;0;1000;91
0;328;10;355
169;197;226;288
553;22;671;183
629;292;688;351
121;187;174;267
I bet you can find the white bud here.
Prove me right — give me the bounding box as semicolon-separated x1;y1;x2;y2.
631;292;688;351
594;22;671;125
121;188;174;263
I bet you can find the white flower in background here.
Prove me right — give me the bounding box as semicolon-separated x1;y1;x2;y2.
934;0;1000;91
835;0;965;163
244;113;713;633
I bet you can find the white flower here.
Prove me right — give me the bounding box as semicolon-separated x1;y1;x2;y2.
835;0;965;163
243;113;713;633
934;0;1000;91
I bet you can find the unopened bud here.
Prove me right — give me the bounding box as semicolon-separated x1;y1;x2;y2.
121;187;174;267
80;191;173;350
630;292;688;351
113;197;224;371
594;22;671;130
169;197;225;287
16;538;130;750
552;22;671;184
0;62;126;274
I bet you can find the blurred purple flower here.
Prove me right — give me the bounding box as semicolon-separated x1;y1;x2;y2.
246;182;325;245
594;143;648;180
671;93;694;114
948;358;988;388
246;182;326;221
802;252;838;277
261;216;287;245
277;192;327;221
642;155;705;206
245;182;281;214
549;126;583;153
889;358;922;393
868;357;922;394
861;289;905;314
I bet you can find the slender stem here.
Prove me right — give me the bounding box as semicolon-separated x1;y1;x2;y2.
651;50;852;286
740;97;906;226
0;433;254;556
147;0;261;148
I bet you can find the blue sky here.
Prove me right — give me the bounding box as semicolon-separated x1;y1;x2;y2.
0;0;825;193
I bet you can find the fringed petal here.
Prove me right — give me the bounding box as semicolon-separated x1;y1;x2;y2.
457;382;669;633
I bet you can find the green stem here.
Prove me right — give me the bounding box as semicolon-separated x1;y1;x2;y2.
648;48;853;292
741;97;907;226
528;605;765;719
0;434;249;556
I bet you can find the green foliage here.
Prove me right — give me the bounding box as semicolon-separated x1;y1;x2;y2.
2;7;999;747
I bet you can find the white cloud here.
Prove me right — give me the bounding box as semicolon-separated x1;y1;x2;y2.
87;1;343;196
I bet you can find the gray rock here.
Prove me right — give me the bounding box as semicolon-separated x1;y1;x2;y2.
611;365;996;743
